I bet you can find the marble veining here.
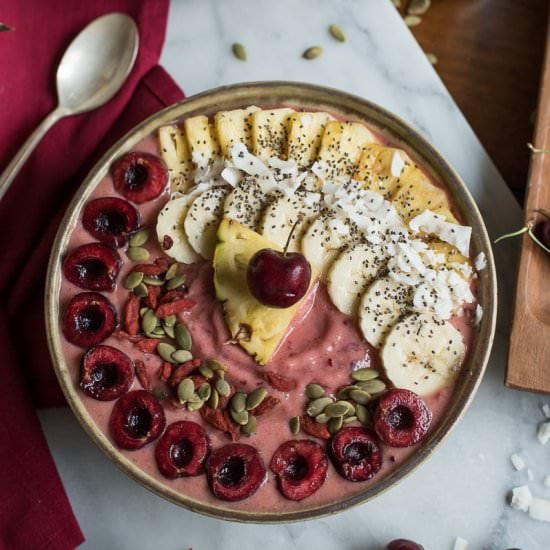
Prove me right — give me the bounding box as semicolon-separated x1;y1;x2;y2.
39;0;548;548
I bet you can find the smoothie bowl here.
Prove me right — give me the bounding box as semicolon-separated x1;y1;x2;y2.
45;82;496;522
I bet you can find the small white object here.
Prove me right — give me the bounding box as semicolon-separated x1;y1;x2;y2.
474;304;484;326
474;251;487;271
529;496;550;522
543;475;550;487
527;469;534;481
509;485;532;512
537;421;550;445
542;404;550;418
510;453;526;471
453;537;468;550
390;150;405;177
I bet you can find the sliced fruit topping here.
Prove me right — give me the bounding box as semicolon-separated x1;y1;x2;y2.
214;106;259;158
82;197;140;247
381;312;465;395
155;421;211;478
329;426;382;482
111;151;168;204
62;243;121;291
62;292;117;347
158;125;194;193
270;439;328;501
286;111;332;169
251;108;295;159
374;388;432;447
223;177;267;230
80;345;134;401
207;443;266;501
183;115;220;171
109;390;166;450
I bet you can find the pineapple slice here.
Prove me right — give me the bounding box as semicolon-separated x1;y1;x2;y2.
183;115;220;170
286;111;332;168
251;108;295;159
214;106;260;158
213;218;312;365
158;125;194;193
315;121;377;179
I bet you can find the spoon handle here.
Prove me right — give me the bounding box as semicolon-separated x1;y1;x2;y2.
0;106;66;202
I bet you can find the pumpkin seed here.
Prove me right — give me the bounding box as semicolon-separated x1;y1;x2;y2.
129;229;150;247
152;387;167;401
142;309;159;334
144;331;164;339
172;349;193;363
197;382;212;401
207;388;219;409
349;388;372;405
343;415;358;425
187;399;204;411
328;416;343;434
139;307;150;317
163;314;177;327
328;24;346;42
241;414;257;436
231;392;247;413
356;403;370;425
391;0;401;7
306;397;333;417
165;263;179;281
302;46;322;60
143;275;164;286
404;15;422;27
157;342;177;363
166;274;186;290
408;0;431;16
315;413;330;424
289;416;300;435
231;42;247;61
359;379;386;394
325;402;350;418
123;271;144;290
246;387;267;410
215;378;231;397
174;323;192;350
206;359;225;372
426;52;438;65
305;383;325;399
336;386;356;400
134;282;148;297
187;392;203;404
198;364;214;379
163;323;175;339
152;326;165;336
126;246;150;262
177;378;195;403
351;368;379;381
230;408;249;426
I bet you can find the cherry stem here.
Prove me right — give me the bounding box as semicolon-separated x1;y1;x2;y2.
282;219;301;256
527;143;550;155
494;226;528;244
527;224;550;254
536;208;550;219
494;223;550;254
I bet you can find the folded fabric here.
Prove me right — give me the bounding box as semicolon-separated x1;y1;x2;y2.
0;1;185;548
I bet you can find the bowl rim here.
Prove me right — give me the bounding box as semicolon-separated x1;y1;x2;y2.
45;80;497;523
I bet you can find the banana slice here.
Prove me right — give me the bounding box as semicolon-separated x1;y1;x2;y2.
214;106;260;158
327;242;388;317
251;108;295;159
158;125;194;193
156;193;201;264
223;177;267;230
183;115;220;170
381;312;465;396
286;111;332;168
184;186;229;259
358;276;411;348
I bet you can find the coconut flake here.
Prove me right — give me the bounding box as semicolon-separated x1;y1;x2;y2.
453;537;468;550
510;453;526;471
537;421;550;445
474;251;487;271
474;304;483;326
220;166;242;187
390;150;405;177
529;496;550;522
509;485;532;511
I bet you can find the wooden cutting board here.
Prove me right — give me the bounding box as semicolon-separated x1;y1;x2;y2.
506;18;550;393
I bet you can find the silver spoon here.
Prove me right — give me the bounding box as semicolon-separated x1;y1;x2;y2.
0;13;139;202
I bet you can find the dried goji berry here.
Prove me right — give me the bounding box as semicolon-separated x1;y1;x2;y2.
155;298;195;318
136;338;159;354
135;360;151;390
131;264;165;276
250;395;280;416
159;289;187;304
143;285;161;309
262;371;297;392
124;292;140;336
159;361;173;382
168;358;202;387
300;415;330;440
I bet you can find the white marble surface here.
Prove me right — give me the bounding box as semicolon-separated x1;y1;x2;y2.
39;0;550;548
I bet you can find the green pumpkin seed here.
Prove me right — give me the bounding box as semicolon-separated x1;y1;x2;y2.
174;323;192;350
165;263;179;281
206;359;225;372
144;331;164;339
306;397;333;417
142;309;159;334
123;271;144;290
163;323;175;339
129;229;150;247
164;314;177;327
172;349;193;363
215;378;231;397
303;46;322;60
126;246;150;262
152;387;168;401
207;388;219;409
241;414;257;436
343;415;358;425
305;383;325;399
230;408;249;426
152;326;165;336
359;379;386;394
232;42;247;61
315;413;330;424
408;0;431;16
134;282;149;297
404;14;422;27
139;306;150;317
231;392;247;413
351;368;379;381
328;416;343;434
143;275;164;286
328;24;346;42
356;403;370;425
325;402;350;418
198;364;214;379
187;399;204;411
289;416;300;434
426;52;438;65
157;342;177;363
349;388;372;405
166;274;186;290
336;386;356;400
177;378;195;403
246;387;267;410
197;382;212;401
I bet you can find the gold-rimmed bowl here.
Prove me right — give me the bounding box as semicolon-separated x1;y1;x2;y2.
45;82;497;522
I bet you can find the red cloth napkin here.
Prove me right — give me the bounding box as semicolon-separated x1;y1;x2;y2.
0;1;185;548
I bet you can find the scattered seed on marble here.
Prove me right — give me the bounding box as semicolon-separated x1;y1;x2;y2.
123;271;144;290
305;383;325;399
142;309;159;334
328;24;346;42
356;403;370;425
315;412;330;424
157;342;177;363
172;349;193;363
165;263;179;281
197;382;211;401
349;388;372;405
289;416;301;434
231;408;249;426
215;378;231;397
351;368;379;381
404;15;422;27
246;387;267;410
134;282;148;297
328;416;343;434
177;378;195;402
128;229;150;248
174;323;192;350
306;397;333;417
126;246;150;262
303;46;323;60
232;42;247;61
241;414;257;436
143;275;164;286
166;274;186;290
231;392;247;413
207;388;219;409
198;364;214;379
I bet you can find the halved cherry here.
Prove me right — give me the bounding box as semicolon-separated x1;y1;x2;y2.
373;389;432;447
82;197;140;247
330;427;382;482
111;151;167;203
62;292;117;347
62;242;121;291
109;390;165;450
387;540;425;550
207;443;266;501
155;421;211;478
270;439;328;501
80;345;134;401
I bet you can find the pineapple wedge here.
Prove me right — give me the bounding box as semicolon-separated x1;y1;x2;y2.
286;111;332;168
214;106;260;158
213;218;312;365
251;108;295;159
158;125;194;193
183;115;220;170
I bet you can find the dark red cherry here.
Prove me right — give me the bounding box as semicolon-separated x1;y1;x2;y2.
387;539;425;550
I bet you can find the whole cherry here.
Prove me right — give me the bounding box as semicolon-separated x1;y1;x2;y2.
387;539;425;550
